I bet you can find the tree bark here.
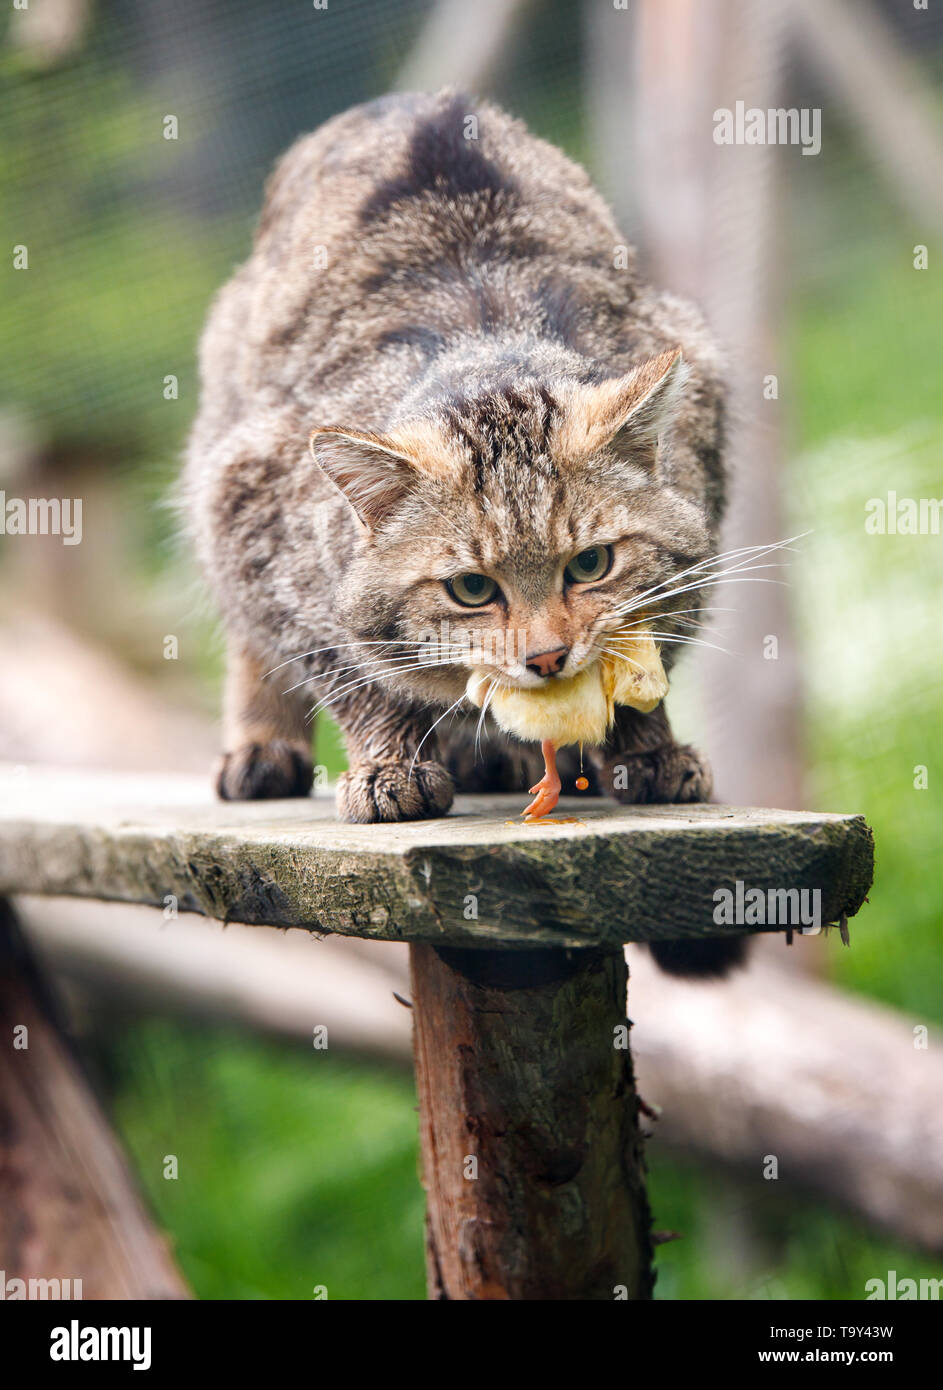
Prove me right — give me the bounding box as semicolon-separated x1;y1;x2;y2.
0;899;189;1299
409;943;652;1300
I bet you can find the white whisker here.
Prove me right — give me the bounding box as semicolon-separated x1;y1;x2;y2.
610;564;790;620
408;694;468;782
264;637;450;679
601;631;734;658
308;660;459;715
475;677;499;757
282;647;465;696
609;534;806;619
611;604;736;634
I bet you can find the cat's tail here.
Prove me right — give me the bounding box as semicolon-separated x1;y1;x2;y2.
648;936;748;979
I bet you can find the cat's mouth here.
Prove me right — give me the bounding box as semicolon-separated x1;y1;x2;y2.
465;633;619;692
464;632;668;747
462;654;592;693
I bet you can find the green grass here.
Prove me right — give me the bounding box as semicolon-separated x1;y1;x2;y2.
788;258;943;1027
103;1015;940;1301
107;1019;426;1301
649;1155;927;1301
101;1014;937;1302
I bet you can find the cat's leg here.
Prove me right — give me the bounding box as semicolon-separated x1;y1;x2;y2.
216;641;314;800
331;694;454;824
591;703;712;804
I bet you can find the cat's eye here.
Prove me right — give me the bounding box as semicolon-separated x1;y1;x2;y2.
565;546;613;584
446;573;499;607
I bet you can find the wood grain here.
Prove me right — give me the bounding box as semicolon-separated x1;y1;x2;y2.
0;766;873;949
410;943;652;1299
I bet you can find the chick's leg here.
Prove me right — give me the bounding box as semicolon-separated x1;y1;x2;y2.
523;739;561;820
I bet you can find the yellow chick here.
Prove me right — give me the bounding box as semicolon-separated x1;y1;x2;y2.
465;627;668;750
466;627;668;819
600;628;669;720
467;664;611;747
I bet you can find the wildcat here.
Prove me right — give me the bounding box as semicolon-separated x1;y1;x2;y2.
184;90;744;977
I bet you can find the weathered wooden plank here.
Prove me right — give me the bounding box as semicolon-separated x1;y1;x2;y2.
0;766;873;950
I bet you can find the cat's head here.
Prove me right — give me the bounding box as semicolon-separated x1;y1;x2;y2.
309;348;713;709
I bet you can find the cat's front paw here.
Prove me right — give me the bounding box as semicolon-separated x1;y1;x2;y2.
604;742;712;805
337;759;454;823
216;740;313;800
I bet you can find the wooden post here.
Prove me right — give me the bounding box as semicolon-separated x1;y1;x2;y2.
410;944;652;1300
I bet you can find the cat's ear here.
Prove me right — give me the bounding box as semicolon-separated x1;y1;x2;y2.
610;347;688;445
308;427;426;532
556;348;688;466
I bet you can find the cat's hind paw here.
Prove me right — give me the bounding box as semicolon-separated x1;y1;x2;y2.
216;740;314;801
337;758;454;823
604;742;712;805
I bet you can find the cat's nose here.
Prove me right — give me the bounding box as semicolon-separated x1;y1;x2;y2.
526;647;569;677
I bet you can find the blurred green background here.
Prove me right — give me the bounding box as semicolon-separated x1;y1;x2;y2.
2;0;941;1298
